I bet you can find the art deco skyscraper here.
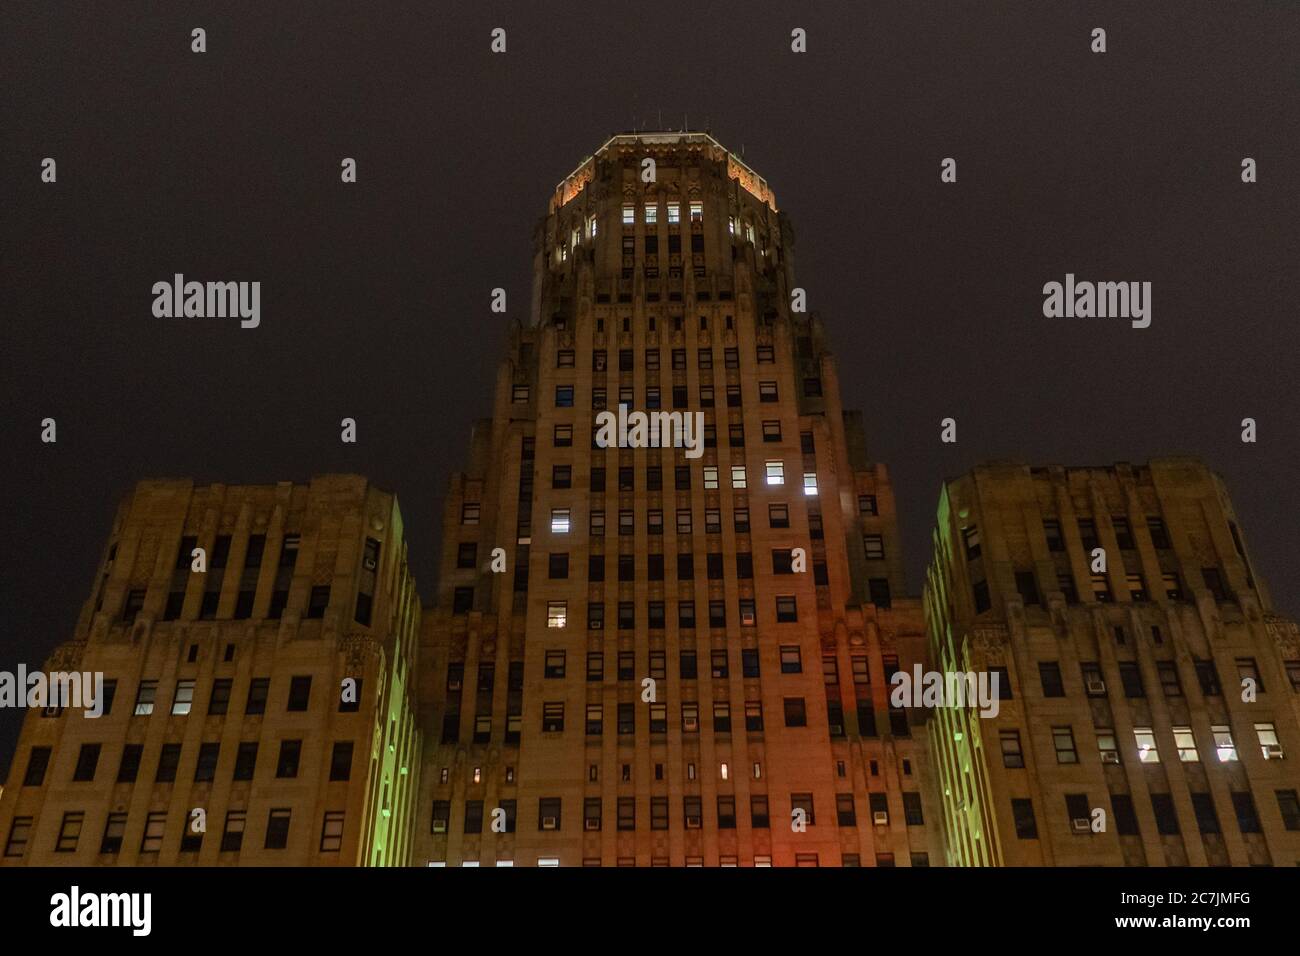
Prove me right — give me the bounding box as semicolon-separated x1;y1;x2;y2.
417;133;943;867
0;476;421;866
925;460;1300;865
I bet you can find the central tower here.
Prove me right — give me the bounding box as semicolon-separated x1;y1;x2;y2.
417;132;941;867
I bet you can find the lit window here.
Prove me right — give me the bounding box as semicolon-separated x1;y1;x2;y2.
1052;726;1077;764
690;201;703;222
1134;727;1160;763
1256;722;1282;759
1097;730;1119;764
547;602;567;628
171;680;195;716
538;857;560;867
720;762;729;780
731;466;747;489
570;228;579;249
704;466;719;489
645;203;657;225
667;203;680;224
550;509;570;534
622;204;634;225
133;680;157;716
803;473;818;496
1173;726;1199;762
728;216;736;235
765;461;784;486
587;215;597;238
1213;725;1238;761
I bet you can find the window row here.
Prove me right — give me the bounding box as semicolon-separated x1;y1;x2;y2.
4;806;345;857
1000;721;1284;769
563;343;780;371
537;596;801;629
21;738;356;787
1010;788;1300;839
33;674;363;721
1018;656;1297;701
430;790;923;835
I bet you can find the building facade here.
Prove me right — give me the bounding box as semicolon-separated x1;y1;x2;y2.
415;132;944;867
4;134;1297;871
0;475;421;866
924;459;1300;865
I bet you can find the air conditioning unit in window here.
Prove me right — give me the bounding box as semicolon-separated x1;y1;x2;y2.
1265;744;1285;760
447;679;462;691
432;820;447;833
683;716;699;732
828;724;844;736
872;811;888;826
1100;750;1121;765
1086;678;1106;695
363;556;377;571
1071;817;1091;833
584;818;600;831
541;816;558;830
686;815;702;828
741;608;756;626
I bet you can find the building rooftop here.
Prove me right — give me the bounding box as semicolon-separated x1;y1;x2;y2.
552;130;776;212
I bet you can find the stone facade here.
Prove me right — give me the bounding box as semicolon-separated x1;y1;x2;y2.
925;460;1300;865
415;132;943;867
0;475;421;866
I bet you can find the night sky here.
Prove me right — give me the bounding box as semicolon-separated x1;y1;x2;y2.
2;1;1296;777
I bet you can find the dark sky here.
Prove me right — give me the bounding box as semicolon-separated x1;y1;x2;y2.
2;1;1297;777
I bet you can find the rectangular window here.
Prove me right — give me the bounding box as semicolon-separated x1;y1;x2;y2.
783;698;807;727
155;743;181;782
1012;798;1037;839
1135;727;1160;763
1038;662;1065;697
276;739;302;778
138;812;167;854
1053;726;1078;764
133;680;158;716
1000;730;1024;768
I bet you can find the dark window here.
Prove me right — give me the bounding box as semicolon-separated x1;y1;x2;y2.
1012;798;1037;839
23;747;51;787
1039;662;1065;697
155;743;181;783
276;739;302;778
72;744;100;782
287;676;312;711
245;678;269;715
1151;793;1180;835
783;697;807;727
116;744;142;783
330;741;353;781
